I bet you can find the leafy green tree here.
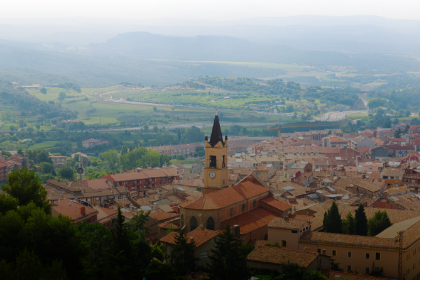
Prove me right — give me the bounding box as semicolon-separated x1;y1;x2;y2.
40;87;47;94
169;228;198;276
208;223;251;280
124;210;151;240
17;147;24;156
0;194;19;214
144;124;149;131
2;168;51;214
368;210;391;236
0;202;87;279
323;201;342;234
0;248;66;279
59;166;74;180
40;162;55;174
274;261;327;280
121;145;128;155
342;212;355;235
354;204;368;236
36;149;52;164
104;207;148;279
145;259;179;279
150;243;165;262
394;128;402;138
77;222;113;279
58;92;66;101
35;124;40;131
153;125;159;133
102;149;119;170
166;223;175;234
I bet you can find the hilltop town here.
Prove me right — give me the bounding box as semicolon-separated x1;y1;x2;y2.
2;113;415;279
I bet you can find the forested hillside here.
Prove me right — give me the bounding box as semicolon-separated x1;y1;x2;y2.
0;82;77;120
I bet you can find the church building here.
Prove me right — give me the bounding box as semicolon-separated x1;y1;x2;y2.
178;112;292;243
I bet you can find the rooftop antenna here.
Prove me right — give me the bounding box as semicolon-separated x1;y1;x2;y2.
215;108;218;116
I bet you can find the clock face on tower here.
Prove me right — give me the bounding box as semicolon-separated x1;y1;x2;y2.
209;171;216;179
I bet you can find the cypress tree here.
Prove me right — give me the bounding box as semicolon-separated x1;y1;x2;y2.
208;223;251;280
354;204;368;236
169;228;197;276
323;201;342;234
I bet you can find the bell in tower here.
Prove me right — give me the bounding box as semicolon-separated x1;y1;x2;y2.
203;109;229;195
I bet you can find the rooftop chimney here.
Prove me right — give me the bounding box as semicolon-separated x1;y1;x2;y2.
190;237;195;244
81;206;85;215
234;225;241;238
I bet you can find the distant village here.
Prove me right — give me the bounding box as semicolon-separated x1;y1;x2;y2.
0;116;419;280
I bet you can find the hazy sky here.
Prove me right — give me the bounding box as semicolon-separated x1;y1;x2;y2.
2;0;419;21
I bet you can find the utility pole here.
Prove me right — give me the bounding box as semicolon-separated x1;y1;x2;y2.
397;231;404;279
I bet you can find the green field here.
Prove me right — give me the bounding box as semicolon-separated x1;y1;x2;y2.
26;88;84;102
347;112;368;119
28;141;60;150
150;59;310;71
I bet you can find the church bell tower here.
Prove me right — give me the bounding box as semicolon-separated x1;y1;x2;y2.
203;110;229;195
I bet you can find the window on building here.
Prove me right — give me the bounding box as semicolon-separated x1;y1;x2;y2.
375;252;380;260
181;214;184;227
347;265;351;272
222;155;225;168
291;230;298;234
242;204;245;213
366;268;370;274
348;252;352;258
253;200;256;208
366;253;369;259
317;249;321;254
230;208;234;217
190;216;198;231
282;240;286;247
332;250;336;256
206;216;215;230
200;251;208;258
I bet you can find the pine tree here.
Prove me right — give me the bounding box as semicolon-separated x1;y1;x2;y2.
169;228;197;276
354;204;368;236
208;223;251;280
323;201;342;234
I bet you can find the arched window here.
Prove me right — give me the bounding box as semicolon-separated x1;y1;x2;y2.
230;208;234;217
181;214;184;227
190;216;197;231
242;204;246;213
206;216;215;230
253;200;256;209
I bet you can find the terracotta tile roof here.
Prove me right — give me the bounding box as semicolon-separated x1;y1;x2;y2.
376;217;419;238
109;167;178;182
357;146;369;153
246;246;319;268
93;205;118;224
160;228;219;248
382;167;405;177
300;231;397;248
83;138;101;143
177;178;204;188
261;197;291;211
221;207;279;234
81;178;110;190
158;218;180;230
180;176;269;210
52;199;98;221
268;217;309;229
149;212;179;221
332;177;384;193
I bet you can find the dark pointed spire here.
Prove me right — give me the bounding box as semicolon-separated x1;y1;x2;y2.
209;109;224;147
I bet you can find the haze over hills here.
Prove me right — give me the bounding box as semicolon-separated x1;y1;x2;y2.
0;15;418;54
